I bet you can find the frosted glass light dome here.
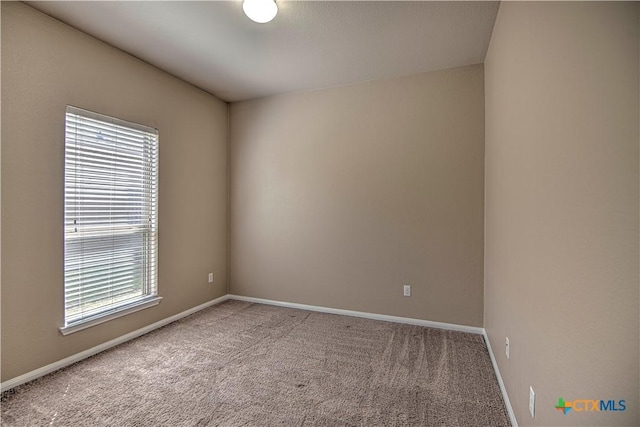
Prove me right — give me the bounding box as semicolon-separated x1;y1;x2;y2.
243;0;278;24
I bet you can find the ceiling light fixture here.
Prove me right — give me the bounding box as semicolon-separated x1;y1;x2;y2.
243;0;278;24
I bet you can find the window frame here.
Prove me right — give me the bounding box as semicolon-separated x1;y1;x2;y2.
60;106;161;335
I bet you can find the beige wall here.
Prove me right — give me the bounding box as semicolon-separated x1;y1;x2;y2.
230;64;485;327
1;2;228;381
485;2;639;426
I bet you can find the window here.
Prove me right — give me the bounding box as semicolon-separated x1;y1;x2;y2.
62;106;160;335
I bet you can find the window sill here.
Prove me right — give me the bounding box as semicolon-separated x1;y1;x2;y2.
59;296;163;336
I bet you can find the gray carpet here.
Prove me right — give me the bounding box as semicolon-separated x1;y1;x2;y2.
1;300;510;426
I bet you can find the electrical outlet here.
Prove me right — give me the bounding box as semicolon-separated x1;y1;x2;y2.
505;337;510;359
403;285;411;297
208;272;214;283
529;386;535;418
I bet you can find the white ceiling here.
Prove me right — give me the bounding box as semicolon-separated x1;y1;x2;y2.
27;1;500;102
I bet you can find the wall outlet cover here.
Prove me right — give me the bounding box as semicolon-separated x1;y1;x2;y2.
505;337;510;359
529;386;535;418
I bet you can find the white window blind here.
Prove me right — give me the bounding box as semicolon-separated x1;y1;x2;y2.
63;106;159;333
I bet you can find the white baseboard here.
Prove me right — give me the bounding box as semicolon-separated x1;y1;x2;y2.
483;330;518;427
0;294;230;393
228;294;484;335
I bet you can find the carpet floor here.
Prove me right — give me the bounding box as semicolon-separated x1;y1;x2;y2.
1;300;510;426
